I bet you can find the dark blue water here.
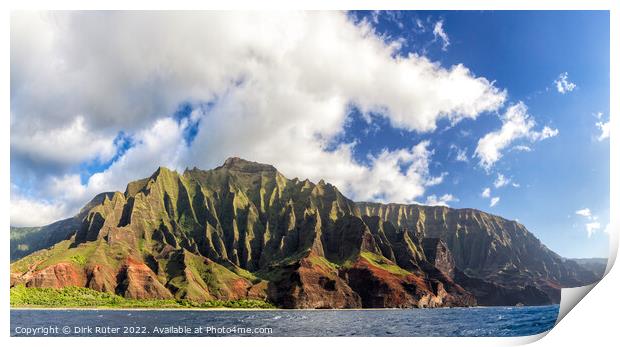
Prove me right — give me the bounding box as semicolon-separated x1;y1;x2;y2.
11;305;559;337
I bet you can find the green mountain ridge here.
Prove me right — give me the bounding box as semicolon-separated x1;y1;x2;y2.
10;157;600;308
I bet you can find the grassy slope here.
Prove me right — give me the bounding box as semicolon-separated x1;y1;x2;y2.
359;251;411;276
10;285;274;309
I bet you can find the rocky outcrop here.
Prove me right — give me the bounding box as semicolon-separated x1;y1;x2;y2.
422;238;456;278
10;158;600;307
357;202;599;303
85;264;117;292
116;258;173;299
342;257;465;308
268;255;362;309
21;263;86;288
453;269;551;306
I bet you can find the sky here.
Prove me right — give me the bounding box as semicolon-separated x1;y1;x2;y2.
10;11;610;258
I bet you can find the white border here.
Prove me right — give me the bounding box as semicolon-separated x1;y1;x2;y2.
1;1;617;346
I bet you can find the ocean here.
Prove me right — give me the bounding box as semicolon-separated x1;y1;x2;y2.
10;305;559;337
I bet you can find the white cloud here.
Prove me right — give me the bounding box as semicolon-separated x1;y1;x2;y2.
481;187;491;198
474;102;559;170
11;117;189;224
433;20;450;51
11;116;117;166
586;222;601;238
449;144;469;163
596;121;610;141
512;145;532;152
76;117;188;201
455;149;468;162
575;208;592;218
554;72;576;94
11;12;505;135
490;197;500;207
415;18;425;31
493;173;511;188
370;11;381;24
575;208;607;237
340;140;448;203
424;172;448;187
530;126;559;141
424;194;457;207
10;12;509;225
10;194;71;227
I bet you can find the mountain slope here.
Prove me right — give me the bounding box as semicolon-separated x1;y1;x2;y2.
10;158;598;307
356;202;599;302
10;192;114;260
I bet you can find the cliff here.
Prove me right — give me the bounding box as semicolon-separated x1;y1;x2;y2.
10;158;599;307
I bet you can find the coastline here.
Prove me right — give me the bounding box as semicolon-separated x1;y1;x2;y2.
10;306;280;311
10;305;555;311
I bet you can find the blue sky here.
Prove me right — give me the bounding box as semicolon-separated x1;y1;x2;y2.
347;10;610;258
10;11;609;258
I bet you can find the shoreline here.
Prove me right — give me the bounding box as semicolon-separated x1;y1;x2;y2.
10;305;558;311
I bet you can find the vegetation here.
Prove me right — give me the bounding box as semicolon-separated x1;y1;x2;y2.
70;254;87;266
360;251;411;276
10;285;275;309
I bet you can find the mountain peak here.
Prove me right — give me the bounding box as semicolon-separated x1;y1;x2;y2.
219;157;277;173
146;166;177;180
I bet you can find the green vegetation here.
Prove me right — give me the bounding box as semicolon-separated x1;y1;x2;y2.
308;255;338;271
10;285;275;309
360;251;411;276
70;254;87;266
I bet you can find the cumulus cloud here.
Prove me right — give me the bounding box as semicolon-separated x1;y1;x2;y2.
449;144;468;162
480;187;499;208
10;189;72;227
493;173;511;188
575;208;593;218
424;194;458;207
327;140;448;203
10;12;508;225
10;117;189;225
554;72;576;94
596;121;610;141
11;116;117;167
11;12;505;135
575;208;607;238
474;102;559;170
530;126;559;141
433;20;450;51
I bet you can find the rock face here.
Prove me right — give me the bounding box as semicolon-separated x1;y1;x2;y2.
116;258;173;299
422;238;456;278
343;256;475;308
570;258;607;281
357;202;599;304
16;263;86;289
267;254;362;309
10;158;600;307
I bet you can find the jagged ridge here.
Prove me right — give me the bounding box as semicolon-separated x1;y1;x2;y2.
10;158;599;307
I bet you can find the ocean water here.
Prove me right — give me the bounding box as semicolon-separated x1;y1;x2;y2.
10;305;559;337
